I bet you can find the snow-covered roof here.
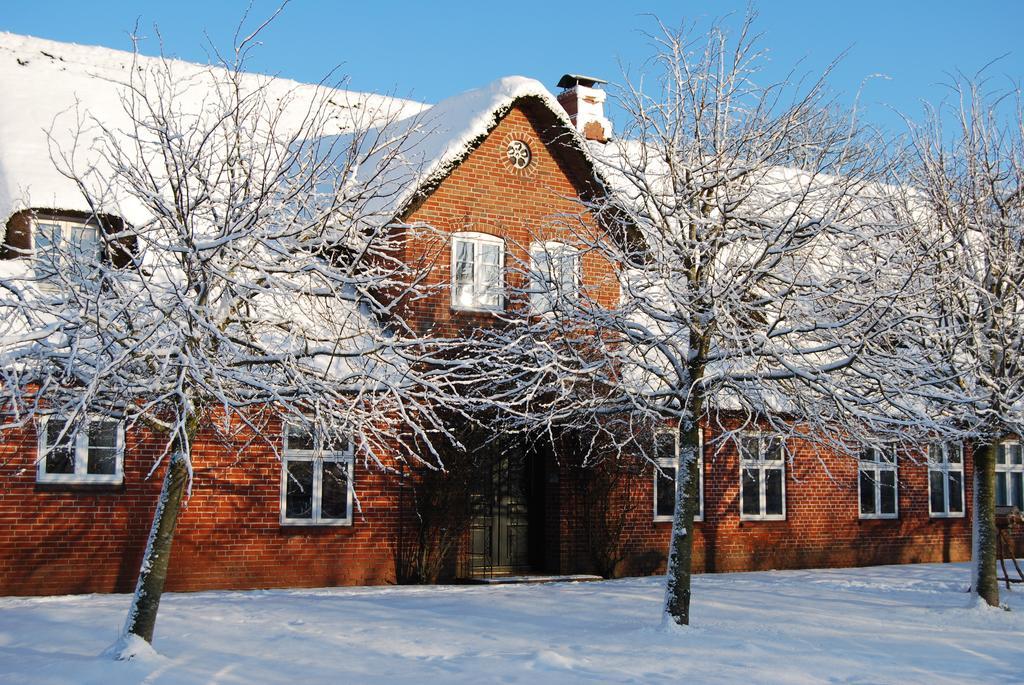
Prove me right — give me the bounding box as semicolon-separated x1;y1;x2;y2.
0;32;428;228
0;33;598;231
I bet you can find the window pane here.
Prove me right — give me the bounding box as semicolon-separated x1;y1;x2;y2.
454;241;474;292
949;472;963;514
455;258;475;285
997;444;1007;465
455;240;474;266
479;260;502;305
764;468;783;515
554;250;577;295
35;223;62;273
323;433;350;454
997;472;1008;507
655;433;676;461
88;421;118;448
860;448;875;462
479;288;501;308
479;243;501;265
859;470;876;515
948;444;962;464
929;470;946;514
454;283;475;308
655;466;676;518
879;470;897;515
741;468;761;516
70;225;100;261
87;449;117;475
1013;473;1024;510
44;420;76;474
764;438;783;462
529;248;550;303
285;460;314;519
86;417;120;475
321;461;350;520
739;437;759;462
1011;445;1023;465
286;426;315;452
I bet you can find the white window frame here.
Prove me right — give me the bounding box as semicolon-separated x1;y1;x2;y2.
653;429;704;523
32;217;102;276
450;232;505;312
279;424;355;527
529;240;580;314
36;415;125;484
928;442;965;518
858;446;899;520
738;434;786;521
996;441;1024;510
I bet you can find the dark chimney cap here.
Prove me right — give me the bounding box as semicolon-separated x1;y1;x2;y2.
556;74;607;90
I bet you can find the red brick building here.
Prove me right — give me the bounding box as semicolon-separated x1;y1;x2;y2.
1;34;1018;597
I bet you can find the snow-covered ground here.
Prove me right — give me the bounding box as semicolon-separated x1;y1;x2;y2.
0;562;1021;684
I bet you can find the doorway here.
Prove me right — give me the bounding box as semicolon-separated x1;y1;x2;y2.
468;449;544;576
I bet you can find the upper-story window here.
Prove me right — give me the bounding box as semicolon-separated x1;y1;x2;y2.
37;416;124;484
653;429;704;523
928;442;964;518
858;446;898;519
280;423;354;526
451;232;504;312
33;218;102;277
529;241;579;314
739;434;785;520
997;441;1023;510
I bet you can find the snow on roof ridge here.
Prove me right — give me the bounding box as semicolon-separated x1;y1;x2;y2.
0;31;431;227
367;74;583;220
0;32;594;232
0;31;426;110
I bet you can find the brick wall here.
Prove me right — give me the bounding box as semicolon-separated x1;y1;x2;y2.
2;102;1018;597
558;427;992;578
0;413;408;596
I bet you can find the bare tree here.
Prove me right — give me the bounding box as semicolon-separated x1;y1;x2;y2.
896;75;1024;608
0;27;461;654
466;14;921;626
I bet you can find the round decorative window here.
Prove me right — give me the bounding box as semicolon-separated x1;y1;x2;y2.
506;140;532;170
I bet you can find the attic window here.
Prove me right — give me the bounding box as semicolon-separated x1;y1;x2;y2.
507;140;531;170
2;210;135;271
33;218;101;277
501;133;538;177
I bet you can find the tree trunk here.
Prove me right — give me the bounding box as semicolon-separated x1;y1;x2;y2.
971;441;1000;607
663;419;702;626
121;448;190;646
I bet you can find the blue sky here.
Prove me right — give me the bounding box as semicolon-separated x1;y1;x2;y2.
3;1;1022;135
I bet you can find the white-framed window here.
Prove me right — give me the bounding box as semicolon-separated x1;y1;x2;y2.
653;429;704;523
529;240;579;313
928;442;965;518
996;441;1023;510
33;218;101;277
451;232;504;311
739;434;785;520
280;424;354;526
36;416;124;484
858;446;898;519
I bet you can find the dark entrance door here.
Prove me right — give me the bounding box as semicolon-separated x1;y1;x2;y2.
469;450;533;576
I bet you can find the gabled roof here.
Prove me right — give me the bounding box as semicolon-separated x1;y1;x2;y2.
0;32;608;231
0;32;427;227
347;76;608;223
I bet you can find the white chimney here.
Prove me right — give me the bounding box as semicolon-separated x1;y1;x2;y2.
556;74;611;143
